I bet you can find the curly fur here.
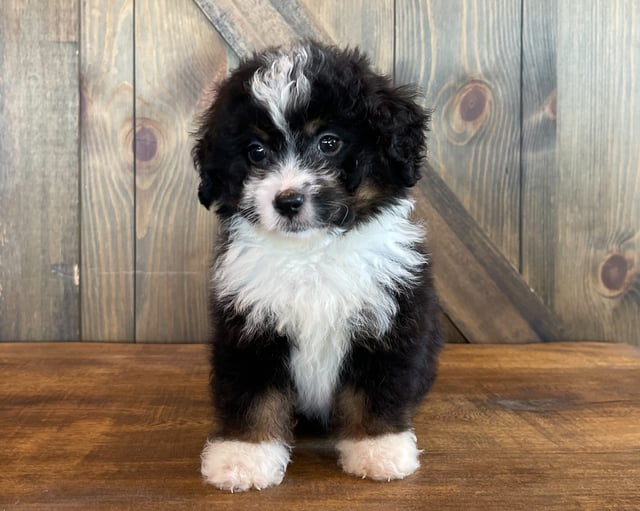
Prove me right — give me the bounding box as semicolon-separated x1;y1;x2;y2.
192;41;442;492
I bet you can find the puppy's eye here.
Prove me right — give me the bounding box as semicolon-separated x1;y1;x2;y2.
318;134;343;156
247;143;267;164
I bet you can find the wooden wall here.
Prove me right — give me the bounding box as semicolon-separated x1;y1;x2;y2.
0;0;638;345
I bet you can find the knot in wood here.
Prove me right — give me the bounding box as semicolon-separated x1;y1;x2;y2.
459;84;487;122
444;79;492;145
135;126;158;162
598;252;635;298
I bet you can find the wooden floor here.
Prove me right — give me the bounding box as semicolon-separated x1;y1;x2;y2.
1;342;639;510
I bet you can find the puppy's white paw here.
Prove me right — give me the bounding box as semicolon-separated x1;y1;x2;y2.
201;439;290;492
336;430;421;481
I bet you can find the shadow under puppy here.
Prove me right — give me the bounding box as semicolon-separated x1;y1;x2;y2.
192;41;443;492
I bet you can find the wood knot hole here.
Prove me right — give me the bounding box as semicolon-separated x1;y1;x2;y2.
444;80;492;145
460;85;487;122
135;127;158;162
599;252;633;297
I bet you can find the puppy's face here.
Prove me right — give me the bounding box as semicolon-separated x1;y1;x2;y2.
193;43;429;235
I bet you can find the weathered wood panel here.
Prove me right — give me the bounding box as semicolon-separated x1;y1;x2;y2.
195;0;328;60
300;0;394;74
521;0;558;309
396;0;522;267
415;166;563;343
1;0;638;344
554;1;640;343
0;0;80;341
80;0;135;341
396;0;563;342
134;0;224;342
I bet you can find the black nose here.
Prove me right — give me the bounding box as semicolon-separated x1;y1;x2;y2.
274;190;305;218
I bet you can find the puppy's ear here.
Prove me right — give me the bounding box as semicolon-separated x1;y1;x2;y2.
192;62;260;211
192;100;238;211
191;137;217;210
369;85;430;187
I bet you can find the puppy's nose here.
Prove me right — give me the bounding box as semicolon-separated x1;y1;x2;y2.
274;189;305;218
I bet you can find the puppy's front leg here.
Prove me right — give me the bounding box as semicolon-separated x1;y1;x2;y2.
333;385;422;482
201;336;294;492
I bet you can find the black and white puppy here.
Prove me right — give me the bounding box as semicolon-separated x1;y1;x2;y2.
192;41;442;492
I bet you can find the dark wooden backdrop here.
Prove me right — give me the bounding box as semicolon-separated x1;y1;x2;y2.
0;0;638;345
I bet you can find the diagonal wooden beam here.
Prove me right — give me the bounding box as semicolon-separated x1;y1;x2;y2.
194;0;329;60
192;0;566;342
415;165;565;342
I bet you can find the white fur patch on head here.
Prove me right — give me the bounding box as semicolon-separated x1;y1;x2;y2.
250;45;311;137
201;439;291;492
336;430;422;481
214;200;425;421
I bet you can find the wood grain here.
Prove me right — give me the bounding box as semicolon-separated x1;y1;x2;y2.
415;165;564;343
80;0;135;341
554;1;640;343
521;0;558;309
133;0;224;342
0;0;80;341
3;1;636;345
395;0;558;341
299;0;394;74
194;0;329;60
396;0;522;267
1;342;639;509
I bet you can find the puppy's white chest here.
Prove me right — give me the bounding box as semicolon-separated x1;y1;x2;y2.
275;256;375;419
220;236;388;419
288;319;351;421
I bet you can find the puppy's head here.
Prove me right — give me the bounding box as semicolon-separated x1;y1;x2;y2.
192;42;429;235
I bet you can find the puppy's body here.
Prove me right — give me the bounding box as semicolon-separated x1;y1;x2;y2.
193;42;442;492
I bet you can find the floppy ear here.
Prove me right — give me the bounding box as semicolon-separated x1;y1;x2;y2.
369;85;430;187
192;136;217;209
192;130;249;214
191;91;246;212
192;59;263;211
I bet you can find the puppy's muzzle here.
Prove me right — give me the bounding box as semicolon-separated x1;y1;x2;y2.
274;189;305;218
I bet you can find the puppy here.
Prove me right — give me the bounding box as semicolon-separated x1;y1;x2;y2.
192;41;442;492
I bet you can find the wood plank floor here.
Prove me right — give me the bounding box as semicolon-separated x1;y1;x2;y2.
1;342;639;510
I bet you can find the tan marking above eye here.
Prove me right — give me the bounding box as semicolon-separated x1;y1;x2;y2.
250;125;270;140
304;119;323;135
